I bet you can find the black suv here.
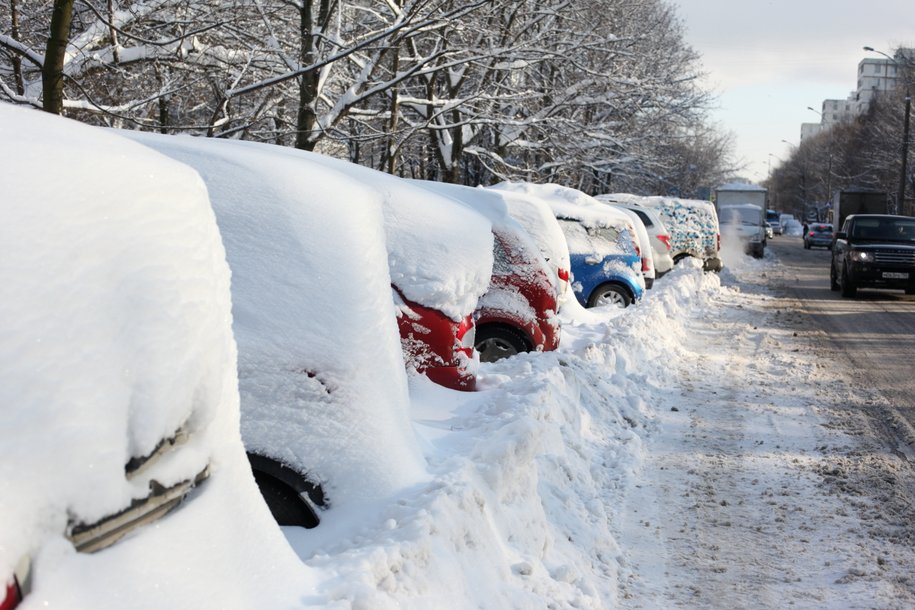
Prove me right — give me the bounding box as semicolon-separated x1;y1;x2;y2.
830;214;915;297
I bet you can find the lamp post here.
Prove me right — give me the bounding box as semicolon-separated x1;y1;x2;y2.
864;46;911;214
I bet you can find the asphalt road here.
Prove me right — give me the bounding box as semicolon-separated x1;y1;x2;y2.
765;233;915;460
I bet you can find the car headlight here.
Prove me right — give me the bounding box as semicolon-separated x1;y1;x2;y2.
850;250;873;262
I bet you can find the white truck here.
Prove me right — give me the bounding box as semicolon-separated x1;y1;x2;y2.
714;182;768;212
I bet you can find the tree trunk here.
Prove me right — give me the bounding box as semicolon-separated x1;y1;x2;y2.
42;0;74;115
9;0;25;95
384;47;401;175
295;0;332;151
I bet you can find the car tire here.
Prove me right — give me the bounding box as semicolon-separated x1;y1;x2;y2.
829;263;839;291
840;264;857;298
247;454;323;528
587;283;632;309
475;325;531;363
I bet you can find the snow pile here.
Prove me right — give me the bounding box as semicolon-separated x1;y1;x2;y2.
264;259;721;609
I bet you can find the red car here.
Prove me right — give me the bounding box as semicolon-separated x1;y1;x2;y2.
474;227;562;362
394;287;477;390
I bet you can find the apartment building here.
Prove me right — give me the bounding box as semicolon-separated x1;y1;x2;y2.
800;48;912;139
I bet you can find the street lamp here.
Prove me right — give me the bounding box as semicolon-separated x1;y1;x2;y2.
864;46;911;213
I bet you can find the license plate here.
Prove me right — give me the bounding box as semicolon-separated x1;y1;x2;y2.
882;272;909;279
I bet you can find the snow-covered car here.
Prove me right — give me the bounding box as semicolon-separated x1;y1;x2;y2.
490;183;645;308
479;187;573;304
121;131;432;529
412;182;564;362
2;105;304;609
596;197;675;279
291;157;493;391
612;206;656;288
612;195;723;272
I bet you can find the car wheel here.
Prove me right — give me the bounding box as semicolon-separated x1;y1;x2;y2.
673;253;691;265
829;263;839;291
587;283;632;309
475;325;531;363
247;454;323;528
840;264;857;298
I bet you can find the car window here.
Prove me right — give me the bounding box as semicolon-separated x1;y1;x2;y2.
633;209;652;227
851;219;880;239
882;219;915;242
720;207;760;225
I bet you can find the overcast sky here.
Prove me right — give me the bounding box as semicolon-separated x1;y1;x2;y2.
670;0;913;185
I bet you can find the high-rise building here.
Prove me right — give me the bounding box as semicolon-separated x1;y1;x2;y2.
800;49;912;139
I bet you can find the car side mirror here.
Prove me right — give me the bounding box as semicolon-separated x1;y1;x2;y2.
835;231;847;240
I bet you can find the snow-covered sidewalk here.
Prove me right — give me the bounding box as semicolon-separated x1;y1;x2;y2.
616;253;915;609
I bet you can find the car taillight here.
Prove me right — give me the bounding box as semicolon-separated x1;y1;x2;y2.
808;231;815;237
456;315;475;357
716;233;721;251
657;234;671;251
558;268;570;282
641;257;650;273
1;558;29;610
1;579;21;610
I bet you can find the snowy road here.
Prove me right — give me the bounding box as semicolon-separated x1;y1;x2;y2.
617;238;915;610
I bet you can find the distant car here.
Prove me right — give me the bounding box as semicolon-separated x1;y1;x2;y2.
779;213;796;234
2;106;236;608
765;223;774;239
830;214;915;297
803;223;834;249
598;198;675;279
783;218;804;236
766;210;782;235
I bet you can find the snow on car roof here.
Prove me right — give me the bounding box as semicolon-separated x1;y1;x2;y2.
120;131;429;503
410;180;564;281
282;151;494;322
